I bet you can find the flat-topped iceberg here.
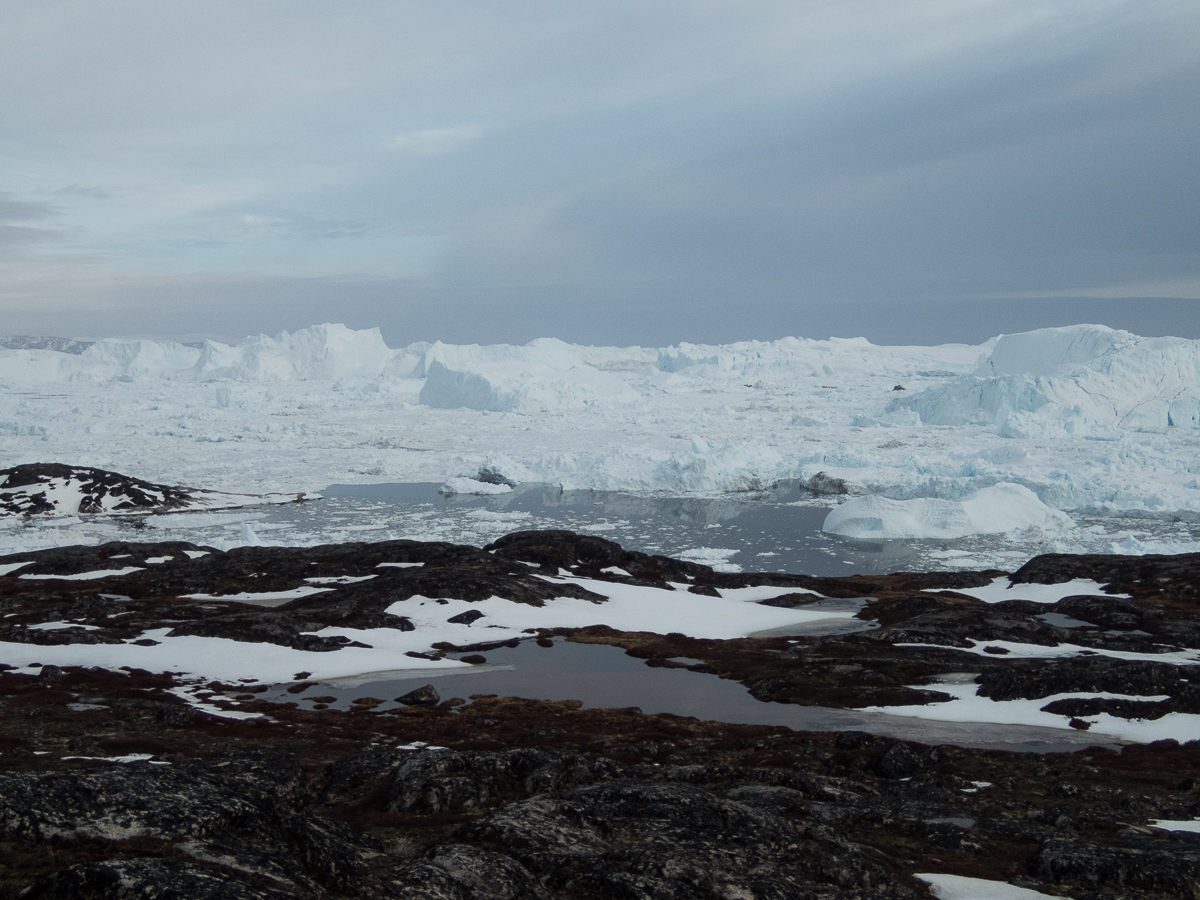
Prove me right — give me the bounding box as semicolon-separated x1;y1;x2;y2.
419;339;641;413
894;324;1200;434
188;323;393;382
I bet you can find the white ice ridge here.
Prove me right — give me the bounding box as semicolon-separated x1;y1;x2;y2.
3;321;1200;531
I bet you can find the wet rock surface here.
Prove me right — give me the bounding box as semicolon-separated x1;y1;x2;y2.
2;530;1200;897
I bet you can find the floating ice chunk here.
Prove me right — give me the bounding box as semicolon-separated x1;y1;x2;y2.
960;483;1074;533
657;442;790;493
975;324;1133;378
676;547;742;573
440;477;514;495
823;483;1072;540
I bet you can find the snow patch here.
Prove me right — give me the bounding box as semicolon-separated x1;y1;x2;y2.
918;873;1068;899
20;567;145;581
953;577;1130;604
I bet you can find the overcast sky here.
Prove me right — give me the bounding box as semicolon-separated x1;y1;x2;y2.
2;1;1198;346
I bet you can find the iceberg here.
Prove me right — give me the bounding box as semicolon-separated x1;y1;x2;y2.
0;323;393;384
895;324;1200;433
419;339;641;413
823;483;1073;540
188;323;393;382
2;321;1199;563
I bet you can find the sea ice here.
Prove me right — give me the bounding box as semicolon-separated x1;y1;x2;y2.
2;321;1199;567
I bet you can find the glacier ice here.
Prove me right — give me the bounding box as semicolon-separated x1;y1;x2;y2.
419;340;640;413
2;320;1200;561
894;324;1200;433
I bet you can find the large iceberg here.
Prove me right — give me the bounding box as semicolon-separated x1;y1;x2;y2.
0;323;393;384
187;324;393;382
823;483;1074;540
894;324;1200;434
419;339;641;413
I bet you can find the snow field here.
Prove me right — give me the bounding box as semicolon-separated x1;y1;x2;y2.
858;576;1200;741
859;679;1200;744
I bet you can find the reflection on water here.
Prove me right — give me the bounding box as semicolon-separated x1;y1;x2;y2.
272;639;1121;754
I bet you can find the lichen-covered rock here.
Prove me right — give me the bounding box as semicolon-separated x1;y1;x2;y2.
450;779;916;899
385;844;552;900
386;748;628;814
0;751;371;897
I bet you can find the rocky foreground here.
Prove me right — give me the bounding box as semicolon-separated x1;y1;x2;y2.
1;532;1199;898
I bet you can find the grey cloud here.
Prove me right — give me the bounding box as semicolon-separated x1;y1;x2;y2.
0;194;55;223
0;1;1197;343
54;184;110;199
